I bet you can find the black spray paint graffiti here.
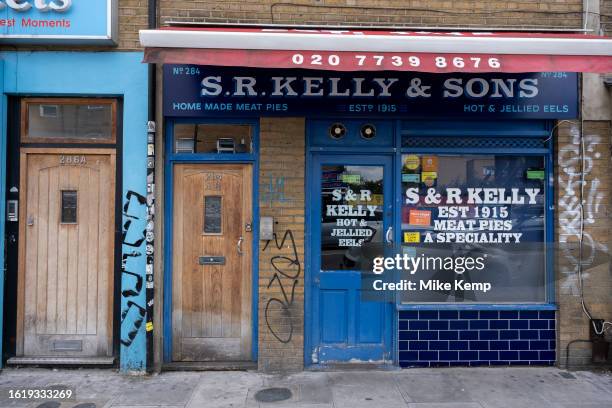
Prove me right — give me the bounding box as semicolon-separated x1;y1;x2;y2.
121;190;148;347
262;229;300;344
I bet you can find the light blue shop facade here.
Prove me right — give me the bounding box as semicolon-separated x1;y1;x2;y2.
0;1;149;372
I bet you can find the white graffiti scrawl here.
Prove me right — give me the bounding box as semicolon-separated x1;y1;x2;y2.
558;124;605;294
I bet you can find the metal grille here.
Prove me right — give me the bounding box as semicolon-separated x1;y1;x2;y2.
402;137;546;150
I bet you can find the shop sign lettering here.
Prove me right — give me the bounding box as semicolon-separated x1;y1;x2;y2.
0;0;71;12
164;65;578;119
327;187;377;248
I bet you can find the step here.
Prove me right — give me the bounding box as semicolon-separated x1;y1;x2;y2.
7;356;115;366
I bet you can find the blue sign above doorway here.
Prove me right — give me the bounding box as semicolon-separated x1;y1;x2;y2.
163;65;578;119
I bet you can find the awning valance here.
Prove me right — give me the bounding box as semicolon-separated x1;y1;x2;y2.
140;27;612;73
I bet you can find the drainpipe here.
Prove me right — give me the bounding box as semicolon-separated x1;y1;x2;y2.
145;0;157;374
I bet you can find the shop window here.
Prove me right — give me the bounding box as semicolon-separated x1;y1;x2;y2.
203;195;222;234
174;124;252;154
321;165;384;270
400;154;546;303
61;190;78;224
23;98;116;143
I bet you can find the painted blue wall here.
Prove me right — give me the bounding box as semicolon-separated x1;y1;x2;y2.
0;51;149;372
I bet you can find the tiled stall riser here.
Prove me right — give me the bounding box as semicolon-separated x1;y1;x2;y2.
398;310;555;367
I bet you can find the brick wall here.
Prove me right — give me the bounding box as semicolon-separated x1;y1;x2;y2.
602;0;612;36
556;120;612;367
160;0;583;29
258;117;306;372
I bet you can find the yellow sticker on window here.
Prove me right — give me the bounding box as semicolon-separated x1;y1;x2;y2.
404;231;421;243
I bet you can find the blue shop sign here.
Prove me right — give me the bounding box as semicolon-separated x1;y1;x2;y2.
164;65;578;119
0;0;117;44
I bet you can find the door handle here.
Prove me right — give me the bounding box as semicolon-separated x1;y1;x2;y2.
27;216;34;226
385;226;393;244
237;236;244;255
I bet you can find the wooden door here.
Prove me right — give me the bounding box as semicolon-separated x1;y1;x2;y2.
17;148;116;358
172;164;252;362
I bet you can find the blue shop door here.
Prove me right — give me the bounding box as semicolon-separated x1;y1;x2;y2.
310;155;394;364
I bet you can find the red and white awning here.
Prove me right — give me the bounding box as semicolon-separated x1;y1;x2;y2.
140;27;612;73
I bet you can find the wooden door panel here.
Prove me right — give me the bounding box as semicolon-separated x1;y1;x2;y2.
172;164;252;362
17;149;115;357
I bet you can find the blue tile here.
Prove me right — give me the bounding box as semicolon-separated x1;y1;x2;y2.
419;331;438;340
490;340;509;350
520;310;539;319
500;330;519;340
400;361;429;368
399;331;418;340
409;320;428;330
510;361;530;366
540;351;556;360
420;310;438;319
500;351;519;360
399;341;409;351
399;351;418;360
510;340;529;350
539;310;555;319
459;351;478;360
460;331;478;340
450;320;468;330
520;350;539;360
530;340;549;350
419;351;438;360
529;320;548;329
449;341;469;350
399;311;419;319
469;320;488;330
430;320;449;330
480;311;499;319
440;311;459;319
399;320;409;330
540;330;556;340
480;351;499;360
440;351;459;361
408;341;429;351
449;362;467;366
510;320;528;329
490;361;511;366
460;311;479;319
520;330;539;340
500;311;519;319
549;340;556;350
469;341;489;350
480;330;499;340
549;320;556;330
469;361;488;367
430;361;451;367
430;341;449;350
439;331;459;340
490;320;509;330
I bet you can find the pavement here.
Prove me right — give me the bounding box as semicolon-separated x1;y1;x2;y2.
1;367;612;408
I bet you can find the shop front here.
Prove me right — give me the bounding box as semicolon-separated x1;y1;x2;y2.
141;27;612;370
0;1;149;372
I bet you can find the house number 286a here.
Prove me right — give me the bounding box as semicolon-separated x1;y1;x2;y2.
60;155;86;165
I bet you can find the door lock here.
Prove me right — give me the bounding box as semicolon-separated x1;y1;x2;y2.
245;222;252;232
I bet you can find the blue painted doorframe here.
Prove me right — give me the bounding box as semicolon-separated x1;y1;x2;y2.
307;152;395;365
162;118;259;363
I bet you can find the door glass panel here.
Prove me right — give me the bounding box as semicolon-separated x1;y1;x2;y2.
203;195;222;234
174;124;252;154
321;165;383;270
61;190;78;224
25;101;114;141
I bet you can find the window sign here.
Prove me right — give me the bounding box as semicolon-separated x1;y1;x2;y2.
321;165;384;271
400;154;546;303
0;0;118;44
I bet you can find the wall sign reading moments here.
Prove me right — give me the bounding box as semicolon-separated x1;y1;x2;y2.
164;65;578;119
0;0;117;44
